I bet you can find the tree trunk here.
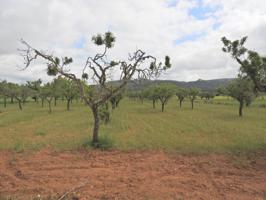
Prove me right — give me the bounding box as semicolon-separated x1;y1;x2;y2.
111;102;115;110
4;97;6;108
11;96;14;104
239;101;243;117
48;101;52;114
92;106;100;147
161;102;165;112
54;98;57;106
18;100;22;110
152;99;155;109
191;100;194;110
179;100;182;108
41;98;44;107
67;99;70;111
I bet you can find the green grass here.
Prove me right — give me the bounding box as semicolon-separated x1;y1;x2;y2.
0;97;266;153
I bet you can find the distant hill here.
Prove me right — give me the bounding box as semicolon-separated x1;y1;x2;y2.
110;78;234;91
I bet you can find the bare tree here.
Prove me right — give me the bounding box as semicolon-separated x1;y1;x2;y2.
19;32;171;147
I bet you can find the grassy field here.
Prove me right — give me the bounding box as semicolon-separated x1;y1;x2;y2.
0;97;266;153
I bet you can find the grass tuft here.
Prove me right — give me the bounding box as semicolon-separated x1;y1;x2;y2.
81;134;113;150
34;129;46;136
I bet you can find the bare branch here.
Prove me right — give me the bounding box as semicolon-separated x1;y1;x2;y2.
19;33;170;110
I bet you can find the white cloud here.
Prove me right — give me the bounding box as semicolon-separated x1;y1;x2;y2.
0;0;265;83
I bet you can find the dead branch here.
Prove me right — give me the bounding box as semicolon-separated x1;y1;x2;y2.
57;179;90;200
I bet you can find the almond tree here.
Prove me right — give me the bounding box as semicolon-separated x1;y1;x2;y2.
7;82;16;104
144;85;159;109
13;84;31;110
199;91;215;103
26;79;42;103
42;83;54;114
39;85;46;108
51;78;63;106
19;32;171;147
188;88;200;110
109;93;123;110
226;78;255;117
221;36;266;92
59;77;79;111
176;87;187;108
137;90;146;104
0;81;8;108
154;84;176;112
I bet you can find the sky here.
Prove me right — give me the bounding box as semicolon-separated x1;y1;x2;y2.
0;0;266;83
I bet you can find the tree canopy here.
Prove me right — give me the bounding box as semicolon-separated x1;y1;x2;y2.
188;88;200;110
226;78;255;117
176;87;188;108
221;36;266;92
153;84;176;112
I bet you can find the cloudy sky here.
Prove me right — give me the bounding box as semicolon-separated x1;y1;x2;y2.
0;0;266;83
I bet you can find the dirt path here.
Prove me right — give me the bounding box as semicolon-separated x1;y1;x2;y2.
0;150;265;200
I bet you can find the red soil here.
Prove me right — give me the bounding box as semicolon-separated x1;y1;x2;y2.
0;150;265;200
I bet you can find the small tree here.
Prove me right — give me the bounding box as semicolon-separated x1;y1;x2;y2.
188;88;200;110
226;78;255;117
0;81;8;108
154;84;176;112
137;90;146;104
51;78;63;106
143;85;159;109
110;93;123;110
13;84;31;110
20;31;171;147
127;91;138;101
221;36;266;92
7;82;17;104
199;91;215;102
39;85;46;108
26;79;42;103
216;87;227;96
42;83;54;113
59;77;78;111
176;87;187;108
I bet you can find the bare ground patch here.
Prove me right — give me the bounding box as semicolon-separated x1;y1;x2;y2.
0;150;265;200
